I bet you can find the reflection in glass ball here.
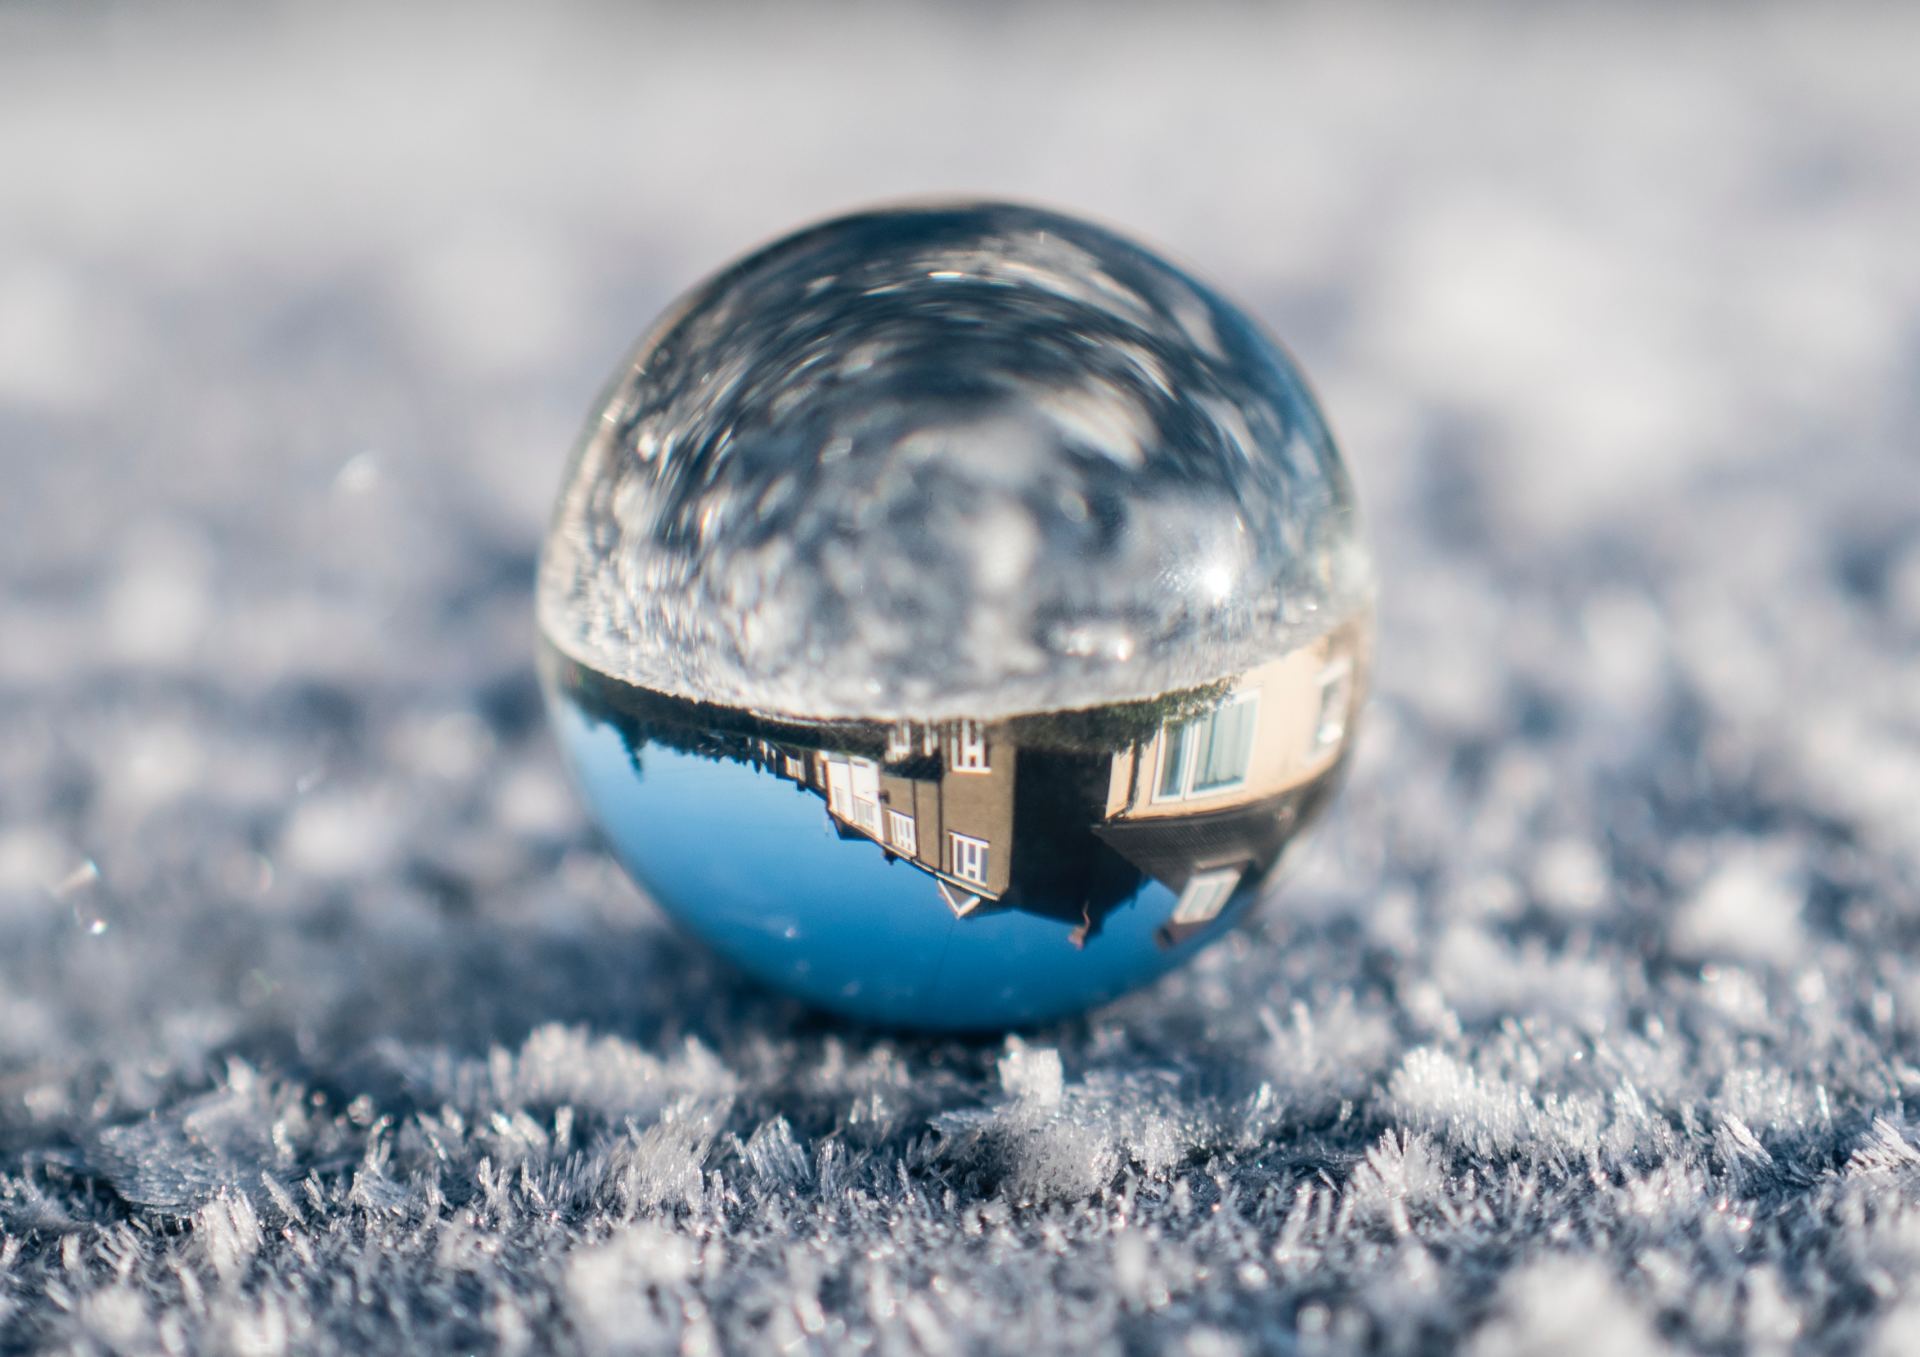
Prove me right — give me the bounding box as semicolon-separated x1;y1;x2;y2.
538;202;1372;1030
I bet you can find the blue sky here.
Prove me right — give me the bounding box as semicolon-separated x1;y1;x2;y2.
550;695;1237;1030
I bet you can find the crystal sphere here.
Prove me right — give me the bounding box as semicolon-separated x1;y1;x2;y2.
539;202;1372;1030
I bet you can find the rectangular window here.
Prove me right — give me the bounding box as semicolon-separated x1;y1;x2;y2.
1157;721;1192;799
949;720;991;773
886;722;915;762
1153;693;1257;801
1192;698;1256;791
887;809;917;857
783;755;805;781
1314;657;1352;753
1170;867;1242;926
950;832;990;886
824;758;853;820
849;758;881;834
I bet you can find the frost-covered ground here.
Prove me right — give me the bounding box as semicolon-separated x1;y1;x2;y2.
4;4;1920;1353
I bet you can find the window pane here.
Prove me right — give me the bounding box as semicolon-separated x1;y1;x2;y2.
825;760;852;817
950;720;990;772
1171;868;1242;924
1193;700;1255;791
1158;721;1191;798
1315;661;1352;751
950;833;989;886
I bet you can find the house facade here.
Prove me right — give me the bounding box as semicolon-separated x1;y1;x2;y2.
1095;620;1367;939
764;719;1016;915
748;619;1364;939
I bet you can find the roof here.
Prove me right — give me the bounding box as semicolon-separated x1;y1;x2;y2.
1092;773;1343;895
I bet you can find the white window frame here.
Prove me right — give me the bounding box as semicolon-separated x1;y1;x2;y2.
848;757;882;834
886;808;917;857
1313;657;1352;754
949;720;991;774
1152;692;1258;803
824;757;853;820
886;722;915;762
1169;867;1242;926
949;832;990;886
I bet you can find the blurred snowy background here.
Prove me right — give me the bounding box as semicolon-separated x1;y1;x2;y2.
4;3;1920;1352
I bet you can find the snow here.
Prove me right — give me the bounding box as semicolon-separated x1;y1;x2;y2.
4;3;1920;1352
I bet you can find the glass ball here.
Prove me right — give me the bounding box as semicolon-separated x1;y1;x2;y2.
538;202;1372;1031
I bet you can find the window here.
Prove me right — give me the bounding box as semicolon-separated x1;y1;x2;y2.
824;755;882;834
887;809;917;857
1156;721;1191;800
1170;867;1242;926
849;758;881;834
886;722;915;762
824;758;853;820
1314;657;1352;754
949;720;990;773
1153;694;1257;801
783;755;805;781
950;832;990;886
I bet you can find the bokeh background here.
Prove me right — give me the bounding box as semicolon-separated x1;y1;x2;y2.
4;5;1920;1353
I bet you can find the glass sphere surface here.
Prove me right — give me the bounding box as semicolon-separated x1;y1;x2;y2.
539;202;1372;1030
